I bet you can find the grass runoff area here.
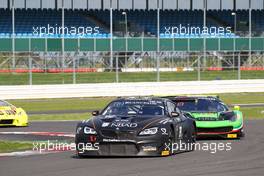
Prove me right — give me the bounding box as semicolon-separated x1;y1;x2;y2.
8;92;264;121
0;140;32;153
0;70;264;85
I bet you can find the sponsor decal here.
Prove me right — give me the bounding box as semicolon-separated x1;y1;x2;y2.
161;128;168;135
227;134;237;138
159;119;170;124
102;122;110;127
142;146;157;152
178;126;183;138
161;150;170;156
124;100;163;105
115;119;129;122
102;139;133;142
111;122;138;128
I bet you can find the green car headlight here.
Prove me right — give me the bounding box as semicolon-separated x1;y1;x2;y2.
229;114;237;121
220;111;238;121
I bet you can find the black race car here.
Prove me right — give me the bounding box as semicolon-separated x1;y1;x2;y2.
75;97;196;157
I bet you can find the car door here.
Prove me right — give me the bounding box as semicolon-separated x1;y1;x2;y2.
166;101;184;141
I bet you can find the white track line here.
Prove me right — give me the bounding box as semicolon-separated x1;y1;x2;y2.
0;148;74;157
0;131;75;157
0;150;55;157
30;120;80;122
0;131;75;138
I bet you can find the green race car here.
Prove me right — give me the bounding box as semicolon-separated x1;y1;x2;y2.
167;96;244;139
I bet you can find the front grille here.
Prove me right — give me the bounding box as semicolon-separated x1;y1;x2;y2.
0;120;13;124
101;130;117;138
196;117;219;121
197;127;233;133
99;143;138;155
117;131;135;139
101;130;135;140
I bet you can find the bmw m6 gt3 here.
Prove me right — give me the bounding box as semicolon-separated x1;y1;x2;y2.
75;97;196;157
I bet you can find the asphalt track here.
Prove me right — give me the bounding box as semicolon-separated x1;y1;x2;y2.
0;120;264;176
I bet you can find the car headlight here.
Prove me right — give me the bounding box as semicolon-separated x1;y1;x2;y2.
220;112;238;121
84;127;97;135
229;114;237;121
139;127;158;136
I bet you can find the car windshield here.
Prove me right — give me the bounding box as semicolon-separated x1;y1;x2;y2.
0;100;10;106
174;99;228;112
102;100;165;116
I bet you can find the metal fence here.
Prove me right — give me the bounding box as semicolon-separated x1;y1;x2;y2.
0;51;263;85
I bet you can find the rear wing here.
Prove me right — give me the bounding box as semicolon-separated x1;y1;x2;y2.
162;95;220;101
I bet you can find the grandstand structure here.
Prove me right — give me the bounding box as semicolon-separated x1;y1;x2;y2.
0;0;264;81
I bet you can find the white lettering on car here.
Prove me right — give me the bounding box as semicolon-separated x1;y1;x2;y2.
111;122;138;128
161;128;168;135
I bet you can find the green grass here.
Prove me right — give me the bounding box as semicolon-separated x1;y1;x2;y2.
241;107;264;119
218;92;264;104
0;141;33;153
9;97;113;112
0;70;263;85
29;113;91;121
9;97;112;121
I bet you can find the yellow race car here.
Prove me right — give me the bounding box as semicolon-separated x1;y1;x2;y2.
0;100;28;127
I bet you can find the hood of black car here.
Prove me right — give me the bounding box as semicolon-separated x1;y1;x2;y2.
88;115;167;131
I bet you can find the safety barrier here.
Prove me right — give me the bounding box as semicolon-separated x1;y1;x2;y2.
0;79;263;99
1;37;264;52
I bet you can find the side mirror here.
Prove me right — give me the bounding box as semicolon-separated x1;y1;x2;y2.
184;112;194;119
92;111;99;116
234;105;240;111
171;112;180;117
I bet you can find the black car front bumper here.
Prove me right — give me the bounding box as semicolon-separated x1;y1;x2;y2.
75;135;171;156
